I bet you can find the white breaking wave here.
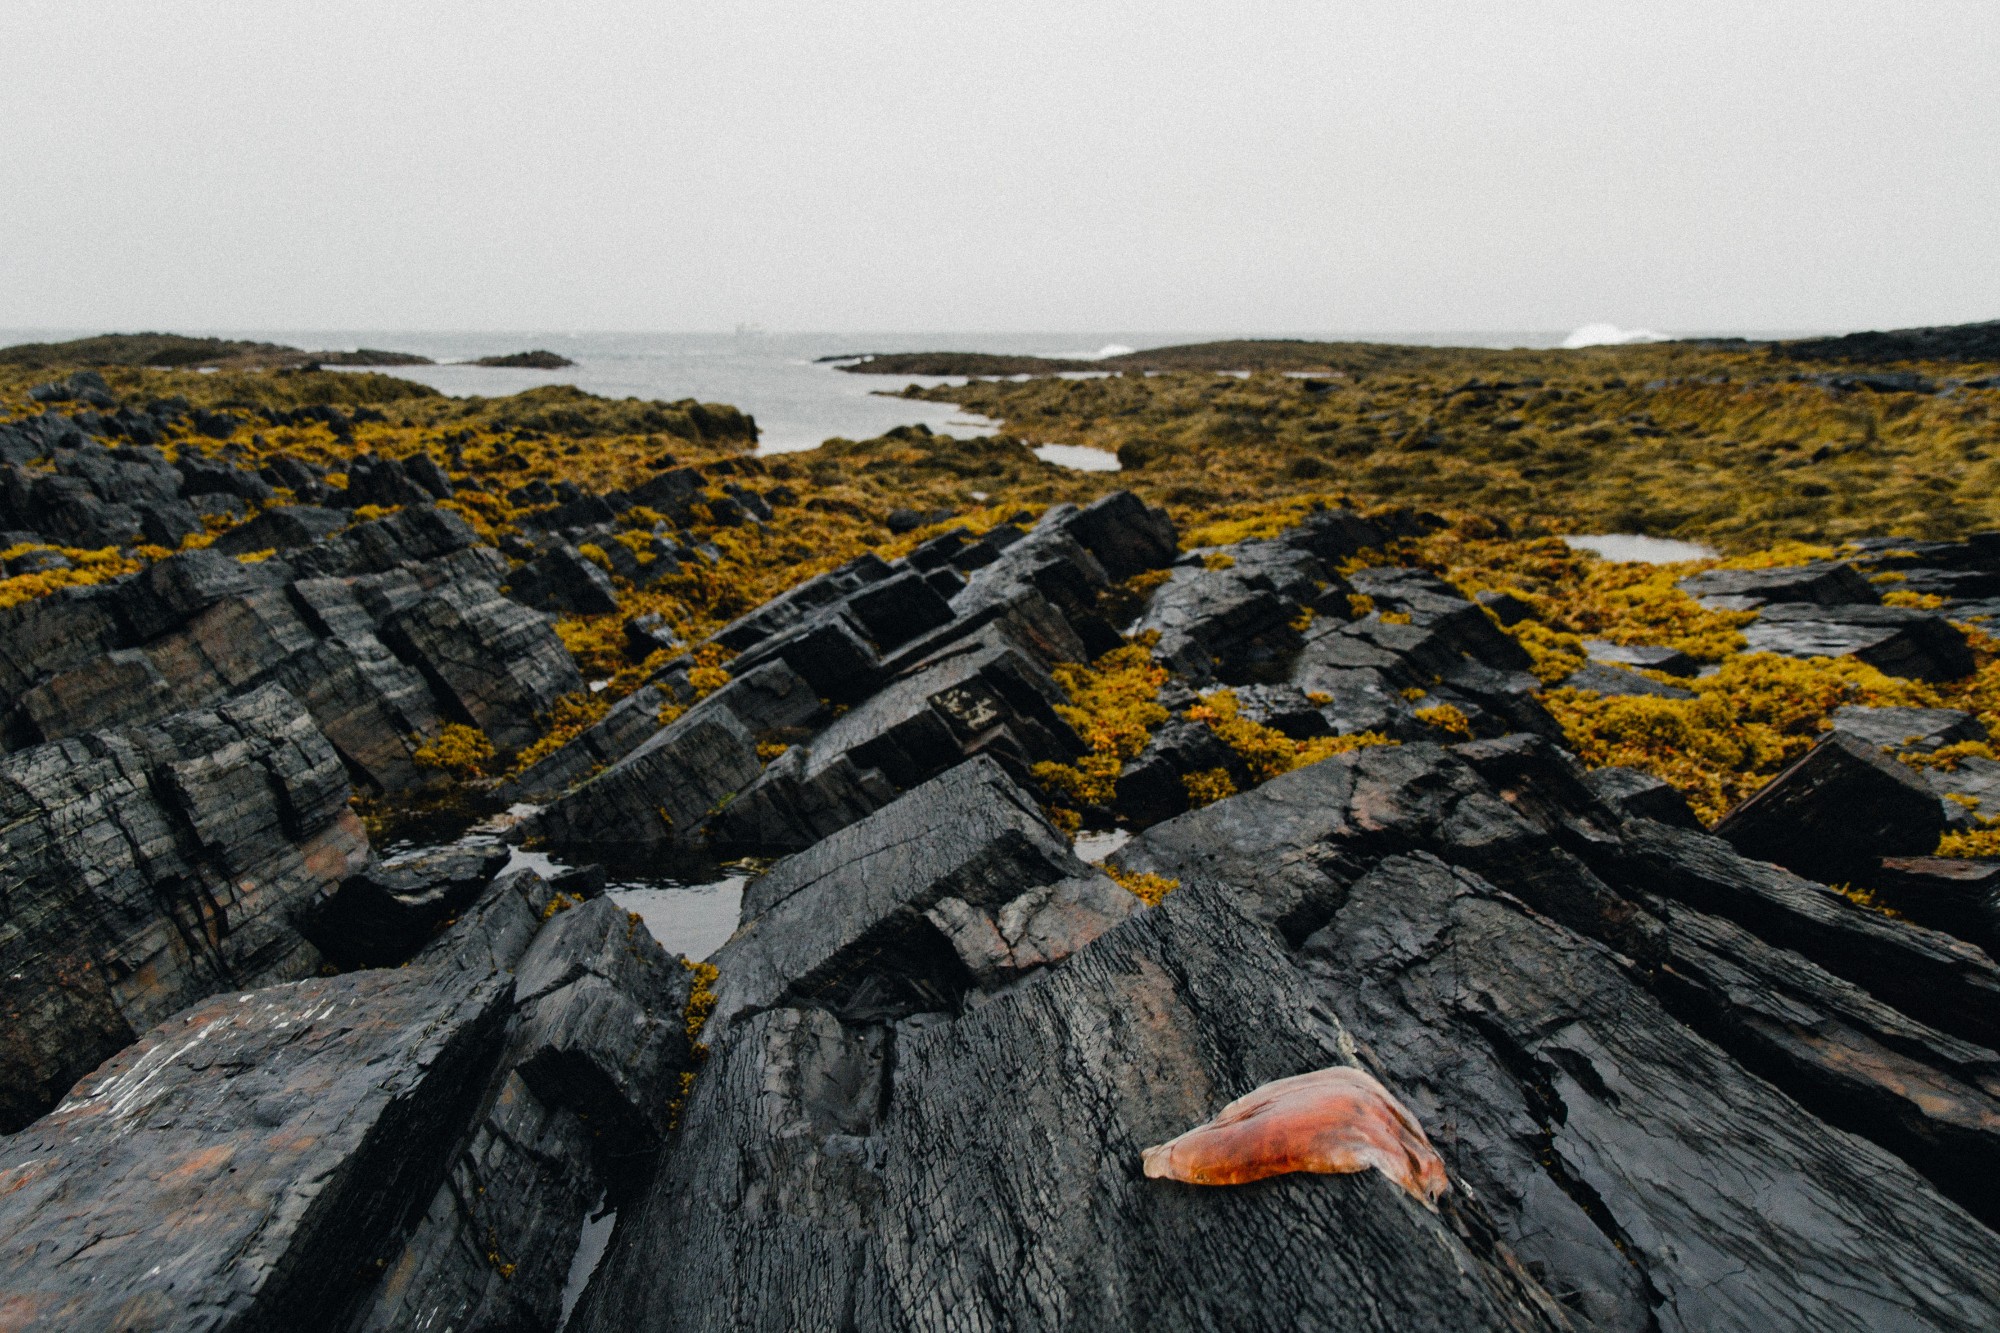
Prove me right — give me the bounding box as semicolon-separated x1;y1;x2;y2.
1052;343;1136;360
1562;323;1669;349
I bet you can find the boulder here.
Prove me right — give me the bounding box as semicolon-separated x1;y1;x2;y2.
352;894;697;1333
716;627;1079;852
501;680;688;802
298;839;512;969
1583;639;1699;676
210;504;350;556
1865;856;2000;956
1714;731;1946;884
1559;661;1697;699
1830;703;1987;753
1584;765;1702;828
505;543;622;615
1114;717;1251;828
1055;489;1179;581
709;756;1092;1029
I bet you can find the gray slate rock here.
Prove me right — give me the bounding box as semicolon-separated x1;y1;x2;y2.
572;881;1572;1333
712;756;1091;1029
1713;731;1946;884
381;580;583;757
1301;852;2000;1333
0;965;514;1332
1830;703;1987;753
0;683;367;1131
1677;560;1880;609
1560;661;1696;699
1742;602;1974;680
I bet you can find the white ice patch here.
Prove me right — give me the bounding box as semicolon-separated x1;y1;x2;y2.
1563;323;1670;349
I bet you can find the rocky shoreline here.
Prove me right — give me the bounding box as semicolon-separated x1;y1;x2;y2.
2;341;2000;1330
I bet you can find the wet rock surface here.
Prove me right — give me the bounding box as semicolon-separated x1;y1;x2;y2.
7;481;2000;1330
0;683;367;1131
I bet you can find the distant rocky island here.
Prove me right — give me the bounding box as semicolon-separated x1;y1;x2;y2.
467;348;576;369
1;323;1999;1329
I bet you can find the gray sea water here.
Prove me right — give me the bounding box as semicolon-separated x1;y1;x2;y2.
3;328;1652;455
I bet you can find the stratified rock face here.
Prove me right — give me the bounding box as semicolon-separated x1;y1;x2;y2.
0;966;515;1332
0;510;574;794
709;755;1095;1029
381;580;585;757
572;881;1571;1333
1713;730;1947;885
1299;853;2000;1333
351;890;698;1333
1108;741;2000;1331
0;682;367;1131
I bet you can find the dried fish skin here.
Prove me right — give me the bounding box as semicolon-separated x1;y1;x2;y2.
1141;1066;1449;1206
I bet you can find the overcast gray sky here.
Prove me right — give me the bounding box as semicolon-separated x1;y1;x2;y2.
2;1;1995;335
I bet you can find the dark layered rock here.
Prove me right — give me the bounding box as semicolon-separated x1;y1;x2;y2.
352;891;697;1333
0;965;515;1331
381;580;584;757
1615;820;2000;1052
1866;856;2000;956
531;660;821;852
1114;716;1252;827
712;626;1081;851
1299;852;2000;1332
1636;883;2000;1229
1134;539;1337;682
1055;488;1180;580
1678;560;1880;610
210;503;351;556
1742;602;1974;680
505;542;622;615
298;838;512;969
0;683;368;1131
574;879;1571;1333
501;678;692;802
1830;703;1987;752
1115;742;1662;963
1713;731;1946;884
1560;660;1697;699
1583;639;1698;676
709;756;1095;1029
1584;764;1702;828
1918;754;2000;826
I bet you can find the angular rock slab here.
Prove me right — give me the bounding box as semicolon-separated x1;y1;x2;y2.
0;967;512;1332
1714;730;1946;887
712;755;1090;1028
1301;853;2000;1333
573;882;1570;1333
0;683;366;1131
